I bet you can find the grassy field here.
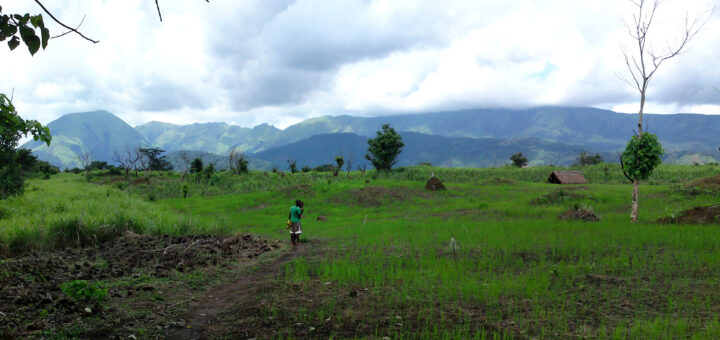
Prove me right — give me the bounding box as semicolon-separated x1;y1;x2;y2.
2;164;720;338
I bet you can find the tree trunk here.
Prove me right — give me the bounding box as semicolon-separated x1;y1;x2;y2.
631;178;639;222
630;86;646;222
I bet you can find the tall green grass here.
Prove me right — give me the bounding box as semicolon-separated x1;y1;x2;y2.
0;173;227;256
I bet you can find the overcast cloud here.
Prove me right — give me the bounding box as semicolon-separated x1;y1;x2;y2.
1;0;718;129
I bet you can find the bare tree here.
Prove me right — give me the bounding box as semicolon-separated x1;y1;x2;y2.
180;151;192;180
75;150;93;177
620;0;707;222
136;147;149;179
346;157;353;176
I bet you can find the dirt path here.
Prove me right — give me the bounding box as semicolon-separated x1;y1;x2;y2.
166;242;311;340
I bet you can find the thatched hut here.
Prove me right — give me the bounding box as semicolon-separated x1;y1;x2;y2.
425;176;446;191
547;171;588;184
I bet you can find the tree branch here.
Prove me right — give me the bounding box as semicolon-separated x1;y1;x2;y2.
155;0;163;22
619;154;634;183
51;15;86;39
33;0;98;43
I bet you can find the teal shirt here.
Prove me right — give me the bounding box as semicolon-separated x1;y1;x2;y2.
290;205;302;223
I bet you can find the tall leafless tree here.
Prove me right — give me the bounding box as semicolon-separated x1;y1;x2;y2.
180;151;193;180
75;150;92;177
620;0;707;222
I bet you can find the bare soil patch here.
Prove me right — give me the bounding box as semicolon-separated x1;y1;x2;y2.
0;232;280;338
658;205;720;224
557;208;601;222
330;186;426;208
677;175;720;196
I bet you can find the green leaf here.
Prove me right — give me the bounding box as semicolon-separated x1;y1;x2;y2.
30;14;44;28
19;26;39;55
7;35;19;50
41;27;49;49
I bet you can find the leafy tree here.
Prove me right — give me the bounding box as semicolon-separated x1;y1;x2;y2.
137;147;172;171
287;159;298;174
576;152;603;166
301;166;311;173
510;152;528;167
236;156;249;174
333;156;344;177
365;124;404;171
621;132;663;182
1;94;51;199
190;158;203;174
203;163;215;179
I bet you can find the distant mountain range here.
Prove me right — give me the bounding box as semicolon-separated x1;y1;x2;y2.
21;107;720;169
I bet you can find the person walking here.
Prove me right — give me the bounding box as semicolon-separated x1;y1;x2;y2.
288;200;304;245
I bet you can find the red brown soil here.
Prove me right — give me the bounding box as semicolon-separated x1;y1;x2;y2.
557;208;601;222
659;205;720;224
425;177;446;191
167;243;311;340
0;232;280;338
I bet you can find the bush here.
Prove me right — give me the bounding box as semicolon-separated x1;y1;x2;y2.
60;280;108;305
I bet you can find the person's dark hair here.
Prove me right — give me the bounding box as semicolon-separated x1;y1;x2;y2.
295;199;303;206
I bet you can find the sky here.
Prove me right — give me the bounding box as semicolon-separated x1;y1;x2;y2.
1;0;718;129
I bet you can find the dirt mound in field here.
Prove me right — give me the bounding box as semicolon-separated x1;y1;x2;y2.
276;184;314;198
658;205;720;224
425;177;446;191
532;189;592;205
331;186;424;207
679;175;720;196
0;232;280;337
557;208;600;222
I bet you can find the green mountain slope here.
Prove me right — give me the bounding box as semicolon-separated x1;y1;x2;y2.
251;132;611;169
261;107;720;153
135;122;280;155
21;110;148;168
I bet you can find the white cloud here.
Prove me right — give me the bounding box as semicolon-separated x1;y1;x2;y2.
0;0;717;129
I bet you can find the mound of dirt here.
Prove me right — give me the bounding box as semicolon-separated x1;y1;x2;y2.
658;205;720;224
0;232;280;337
679;175;720;196
557;208;601;222
330;186;424;208
425;177;446;191
532;189;592;205
687;175;720;189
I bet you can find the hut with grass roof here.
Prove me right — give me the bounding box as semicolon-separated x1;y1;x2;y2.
547;170;588;184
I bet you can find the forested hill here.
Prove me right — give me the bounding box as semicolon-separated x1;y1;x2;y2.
21;106;720;168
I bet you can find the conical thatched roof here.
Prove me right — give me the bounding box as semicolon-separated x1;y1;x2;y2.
548;171;588;184
425;176;446;191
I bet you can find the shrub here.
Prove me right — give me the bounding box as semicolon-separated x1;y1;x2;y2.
60;280;108;305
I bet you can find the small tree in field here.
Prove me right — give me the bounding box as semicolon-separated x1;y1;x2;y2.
619;0;706;222
287;159;298;174
365;124;404;171
510;152;528;167
333;156;344;177
577;152;603;166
